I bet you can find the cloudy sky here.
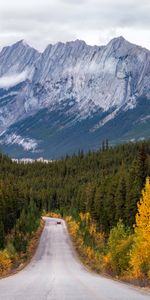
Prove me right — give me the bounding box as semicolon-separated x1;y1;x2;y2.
0;0;150;51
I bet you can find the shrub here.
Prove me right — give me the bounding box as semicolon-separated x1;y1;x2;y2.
6;241;17;260
0;250;12;276
13;234;28;253
107;220;133;276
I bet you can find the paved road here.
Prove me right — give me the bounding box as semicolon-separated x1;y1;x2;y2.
0;217;149;300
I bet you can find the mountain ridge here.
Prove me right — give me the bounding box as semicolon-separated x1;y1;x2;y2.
0;36;150;158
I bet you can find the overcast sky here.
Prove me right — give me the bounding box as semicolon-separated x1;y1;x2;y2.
0;0;150;51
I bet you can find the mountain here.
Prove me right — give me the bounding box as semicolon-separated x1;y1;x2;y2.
0;37;150;159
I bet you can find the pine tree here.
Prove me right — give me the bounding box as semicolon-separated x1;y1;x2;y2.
0;220;4;249
137;144;147;189
115;175;126;222
102;140;105;152
106;139;109;151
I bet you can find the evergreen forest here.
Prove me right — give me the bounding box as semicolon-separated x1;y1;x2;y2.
0;140;150;281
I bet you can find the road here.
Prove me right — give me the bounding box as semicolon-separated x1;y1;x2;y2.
0;217;149;300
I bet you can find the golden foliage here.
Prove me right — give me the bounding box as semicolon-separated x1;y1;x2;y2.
79;212;91;224
130;177;150;279
102;253;112;273
89;223;96;236
66;213;104;272
0;250;12;276
66;199;150;283
46;212;61;219
65;216;79;238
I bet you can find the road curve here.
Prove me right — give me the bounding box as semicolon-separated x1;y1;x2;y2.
0;217;149;300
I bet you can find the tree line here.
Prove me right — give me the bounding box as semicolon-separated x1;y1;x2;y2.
0;140;150;246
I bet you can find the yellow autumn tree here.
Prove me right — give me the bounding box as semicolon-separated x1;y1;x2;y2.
130;177;150;279
0;250;12;276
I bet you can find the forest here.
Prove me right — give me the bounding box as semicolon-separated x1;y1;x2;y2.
0;140;150;282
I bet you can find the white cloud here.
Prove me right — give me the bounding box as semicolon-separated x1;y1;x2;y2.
0;0;150;51
0;70;30;89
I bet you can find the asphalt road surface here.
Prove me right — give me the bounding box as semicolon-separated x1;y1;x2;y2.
0;217;149;300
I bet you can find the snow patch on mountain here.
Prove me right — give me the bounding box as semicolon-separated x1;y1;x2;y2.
138;115;150;123
123;97;137;111
0;133;38;151
0;91;19;100
90;108;120;132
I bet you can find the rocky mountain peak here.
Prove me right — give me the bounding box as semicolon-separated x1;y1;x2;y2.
0;37;150;158
0;40;40;78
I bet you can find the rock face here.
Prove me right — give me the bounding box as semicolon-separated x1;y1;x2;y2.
0;37;150;158
0;40;39;77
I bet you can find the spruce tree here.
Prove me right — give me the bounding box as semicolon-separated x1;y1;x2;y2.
0;220;4;249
